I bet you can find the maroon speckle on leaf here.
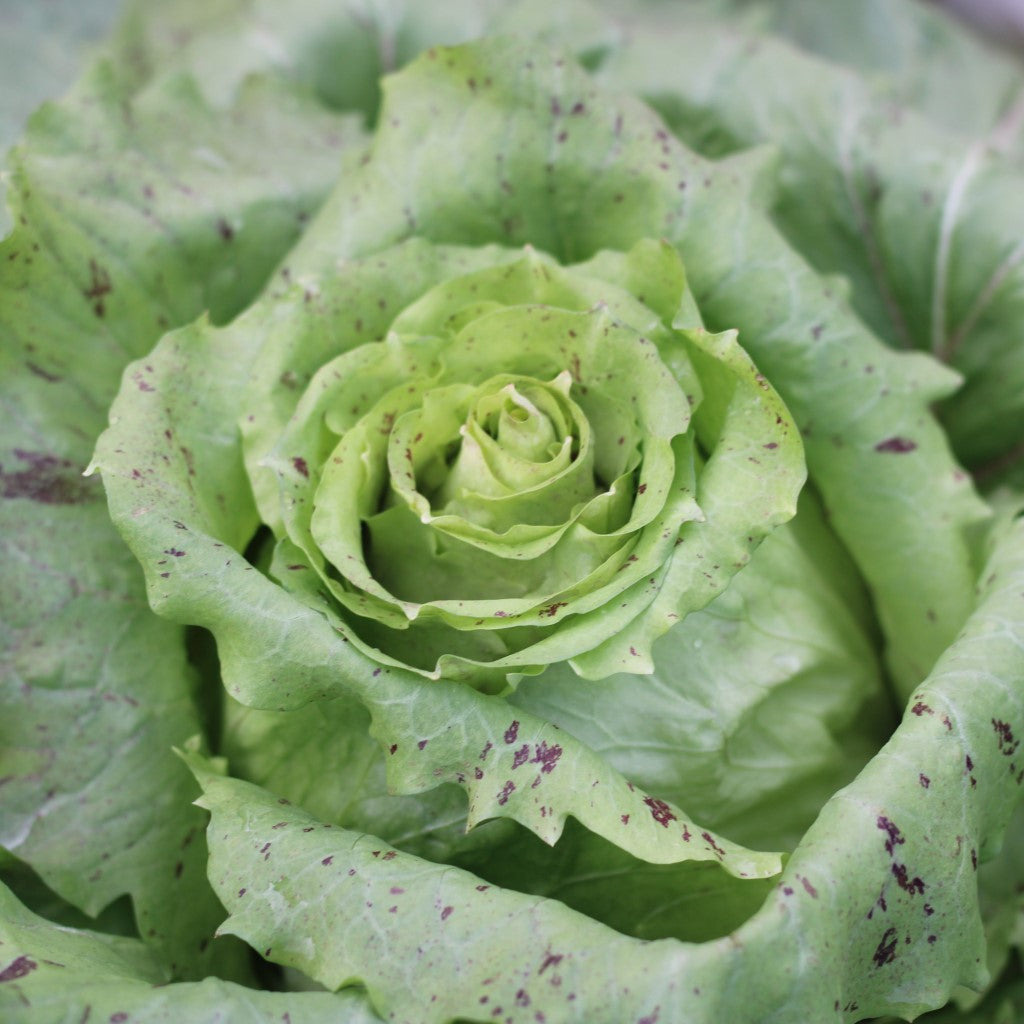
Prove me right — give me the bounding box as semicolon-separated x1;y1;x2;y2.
497;781;515;805
799;875;818;899
504;721;520;744
919;774;931;788
911;702;933;716
389;744;398;755
292;456;309;478
440;905;454;921
702;831;726;860
0;956;37;982
321;856;333;866
539;952;563;975
621;814;630;825
417;739;428;750
874;437;917;454
872;927;899;967
877;816;904;855
512;744;530;769
993;719;1020;756
539;601;567;618
643;797;676;827
891;862;925;895
531;742;562;774
480;741;493;760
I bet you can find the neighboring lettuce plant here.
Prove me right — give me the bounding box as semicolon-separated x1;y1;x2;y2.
1;2;1022;1023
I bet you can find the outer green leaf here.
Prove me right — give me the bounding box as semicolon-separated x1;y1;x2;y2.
597;14;1024;474
284;37;988;698
1;53;360;974
192;510;1024;1022
0;880;381;1024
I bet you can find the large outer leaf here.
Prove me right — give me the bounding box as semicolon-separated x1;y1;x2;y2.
596;12;1024;474
0;880;382;1023
284;38;987;698
188;496;1024;1024
0;59;361;974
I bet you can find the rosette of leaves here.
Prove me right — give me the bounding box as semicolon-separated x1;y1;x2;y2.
243;241;802;691
2;2;1024;1024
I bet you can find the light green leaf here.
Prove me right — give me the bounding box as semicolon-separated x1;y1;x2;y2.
0;880;382;1023
1;49;361;975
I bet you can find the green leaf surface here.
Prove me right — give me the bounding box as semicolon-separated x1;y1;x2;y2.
192;507;1024;1022
0;880;382;1023
597;14;1024;474
1;49;362;975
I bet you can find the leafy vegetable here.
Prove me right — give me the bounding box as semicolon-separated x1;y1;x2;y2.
1;2;1022;1022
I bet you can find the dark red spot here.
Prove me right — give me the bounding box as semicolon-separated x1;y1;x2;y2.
877;816;904;855
911;702;933;716
539;952;563;975
799;875;818;899
417;739;428;750
643;797;676;827
874;437;917;454
702;831;726;859
512;744;530;769
621;814;630;825
322;856;333;866
993;719;1020;756
891;862;925;894
292;456;309;478
539;601;567;618
389;744;398;755
0;956;37;982
532;742;562;774
919;774;931;788
497;781;515;805
441;905;453;920
504;721;520;744
217;218;234;241
872;927;898;967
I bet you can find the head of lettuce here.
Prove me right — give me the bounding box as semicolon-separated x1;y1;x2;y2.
1;2;1022;1023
